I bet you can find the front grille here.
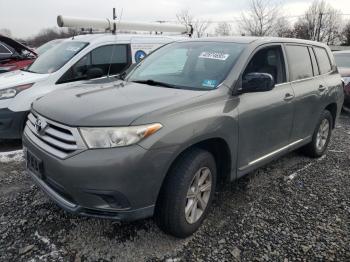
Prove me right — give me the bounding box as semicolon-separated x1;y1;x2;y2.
25;112;85;158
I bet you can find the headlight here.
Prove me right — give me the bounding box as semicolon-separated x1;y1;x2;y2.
80;123;163;148
0;83;34;100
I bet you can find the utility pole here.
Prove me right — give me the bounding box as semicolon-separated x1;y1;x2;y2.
112;8;117;34
317;12;323;42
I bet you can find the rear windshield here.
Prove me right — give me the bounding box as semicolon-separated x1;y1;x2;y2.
127;41;246;90
25;41;88;74
334;53;350;68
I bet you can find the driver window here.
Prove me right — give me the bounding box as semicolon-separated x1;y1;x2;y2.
243;46;286;85
58;44;129;84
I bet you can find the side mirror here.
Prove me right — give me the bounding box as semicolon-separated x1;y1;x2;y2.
242;73;275;93
86;67;104;80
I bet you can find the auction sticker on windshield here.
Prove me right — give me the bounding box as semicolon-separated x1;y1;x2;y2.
202;79;218;88
199;52;230;61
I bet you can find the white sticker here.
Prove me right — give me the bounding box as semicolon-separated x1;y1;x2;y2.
66;47;81;52
199;52;230;61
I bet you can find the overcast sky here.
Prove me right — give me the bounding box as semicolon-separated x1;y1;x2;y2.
0;0;350;38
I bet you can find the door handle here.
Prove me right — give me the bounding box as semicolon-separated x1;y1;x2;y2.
284;93;294;101
318;85;327;92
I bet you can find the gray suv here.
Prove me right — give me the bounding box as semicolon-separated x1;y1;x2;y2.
23;37;344;237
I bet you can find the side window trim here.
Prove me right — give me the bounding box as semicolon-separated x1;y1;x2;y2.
308;47;320;77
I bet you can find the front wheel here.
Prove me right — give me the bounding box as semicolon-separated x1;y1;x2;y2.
301;110;333;158
155;148;217;238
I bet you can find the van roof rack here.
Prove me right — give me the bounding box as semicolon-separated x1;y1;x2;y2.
57;15;193;36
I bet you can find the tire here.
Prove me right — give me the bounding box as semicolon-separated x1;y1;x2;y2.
155;148;217;238
301;110;333;158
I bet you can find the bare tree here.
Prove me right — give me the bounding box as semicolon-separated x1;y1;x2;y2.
0;28;12;37
176;10;210;38
215;22;232;36
275;17;294;38
239;0;282;36
294;0;342;44
193;19;211;38
341;21;350;46
25;28;77;47
176;10;194;28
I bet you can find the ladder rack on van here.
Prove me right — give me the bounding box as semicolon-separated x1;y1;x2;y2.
57;15;193;36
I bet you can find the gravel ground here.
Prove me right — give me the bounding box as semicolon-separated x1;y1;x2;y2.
0;114;349;262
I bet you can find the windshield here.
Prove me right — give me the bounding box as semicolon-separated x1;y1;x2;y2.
127;41;246;90
26;41;88;74
36;39;63;56
334;53;350;68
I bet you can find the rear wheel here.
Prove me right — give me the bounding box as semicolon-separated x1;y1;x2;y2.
301;110;332;158
155;148;216;238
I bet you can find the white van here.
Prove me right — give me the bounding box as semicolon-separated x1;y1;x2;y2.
0;33;183;139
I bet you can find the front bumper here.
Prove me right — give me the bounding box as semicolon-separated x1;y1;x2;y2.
0;108;27;139
23;133;176;221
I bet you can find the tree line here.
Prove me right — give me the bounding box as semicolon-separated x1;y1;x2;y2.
178;0;350;46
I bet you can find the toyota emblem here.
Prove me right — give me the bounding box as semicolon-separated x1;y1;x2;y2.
35;118;47;135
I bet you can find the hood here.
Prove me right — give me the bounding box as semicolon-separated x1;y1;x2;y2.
338;67;350;77
33;81;208;127
0;70;49;89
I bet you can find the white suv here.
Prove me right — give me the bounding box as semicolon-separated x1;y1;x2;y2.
0;33;183;139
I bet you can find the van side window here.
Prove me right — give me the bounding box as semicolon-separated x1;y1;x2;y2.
285;45;313;81
58;44;129;84
314;47;332;74
308;47;320;76
243;46;286;84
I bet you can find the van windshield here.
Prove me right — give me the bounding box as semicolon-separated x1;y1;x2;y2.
25;41;88;74
127;41;246;90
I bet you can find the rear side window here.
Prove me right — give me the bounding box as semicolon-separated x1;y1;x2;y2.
285;45;313;81
314;47;332;74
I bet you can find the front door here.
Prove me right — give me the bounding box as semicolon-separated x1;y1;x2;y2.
237;45;295;172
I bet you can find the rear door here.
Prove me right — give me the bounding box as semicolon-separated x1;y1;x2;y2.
286;44;325;141
237;44;295;172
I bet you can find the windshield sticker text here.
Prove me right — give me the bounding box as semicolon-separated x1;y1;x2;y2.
199;52;230;61
202;79;218;88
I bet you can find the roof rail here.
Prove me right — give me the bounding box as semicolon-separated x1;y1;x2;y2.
57;15;193;36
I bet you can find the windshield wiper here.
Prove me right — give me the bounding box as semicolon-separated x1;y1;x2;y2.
20;68;34;73
131;79;178;89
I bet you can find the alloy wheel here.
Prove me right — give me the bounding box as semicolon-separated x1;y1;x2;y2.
185;167;212;224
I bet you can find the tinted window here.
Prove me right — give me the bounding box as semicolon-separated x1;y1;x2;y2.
285;45;313;81
58;45;129;83
244;46;286;84
0;43;11;54
128;42;245;90
308;47;320;76
314;47;332;74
